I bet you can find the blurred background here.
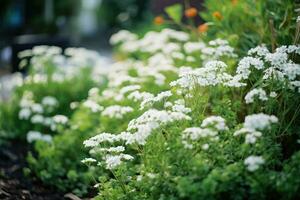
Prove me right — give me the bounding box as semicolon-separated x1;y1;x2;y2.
0;0;204;74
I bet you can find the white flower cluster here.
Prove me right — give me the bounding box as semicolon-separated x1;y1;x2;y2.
237;45;300;92
26;131;52;143
109;30;138;45
101;105;134;119
186;39;237;60
53;115;68;124
81;158;97;164
18;91;69;131
234;113;278;144
126;109;191;145
170;101;191;114
104;154;134;170
84;107;191;169
42;96;58;108
127;91;154;102
236;56;264;79
182;116;227;149
182;127;218;149
117;29;189;54
81;88;104;113
112;29;236;64
170;61;245;90
201;116;228;131
244;88;268;104
19;92;50;120
140;91;172;110
19;46;108;84
100;60;172;102
244;155;265;171
83;100;103;113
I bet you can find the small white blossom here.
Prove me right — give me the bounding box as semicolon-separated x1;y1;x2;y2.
31;103;44;114
53;115;68;124
104;154;134;170
269;92;277;98
42;96;58;107
31;114;44;124
201;116;228;131
244;113;278;131
81;158;97;164
83;100;103;113
244;88;268;104
27;131;52;143
19;108;31;120
102;105;134;119
244;156;265;171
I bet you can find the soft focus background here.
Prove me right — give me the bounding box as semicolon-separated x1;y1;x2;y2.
0;0;147;73
0;0;204;74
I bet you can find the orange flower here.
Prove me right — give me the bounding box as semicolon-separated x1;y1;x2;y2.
212;11;223;20
154;16;164;25
231;0;238;5
198;23;208;33
185;7;198;18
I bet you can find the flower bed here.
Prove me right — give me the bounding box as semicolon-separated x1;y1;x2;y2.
0;0;300;199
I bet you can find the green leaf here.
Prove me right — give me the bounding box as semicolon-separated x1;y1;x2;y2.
165;3;183;24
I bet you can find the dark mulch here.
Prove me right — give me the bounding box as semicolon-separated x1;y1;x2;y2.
0;140;66;200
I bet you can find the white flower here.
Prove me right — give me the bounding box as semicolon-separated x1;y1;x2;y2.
70;102;79;109
236;57;264;79
102;105;133;119
172;52;185;60
184;42;205;53
81;158;97;164
248;45;270;57
96;146;125;153
244;113;278;131
110;30;138;45
136;175;143;181
53;115;68;124
126;109;191;145
88;87;99;97
234;114;277;144
244;88;268;104
42;96;58;107
171;104;191;114
245;131;262;144
244;156;265;171
27;131;52;143
140;91;172;109
202;143;209;150
128;91;154;102
170;61;235;89
183;127;218;139
31;103;44;114
104;154;134;170
201;116;228;131
83;100;103;113
269;92;277;98
120;85;141;95
31;114;44;124
19;108;31;120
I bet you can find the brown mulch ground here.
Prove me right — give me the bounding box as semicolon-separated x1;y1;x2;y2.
0;140;65;200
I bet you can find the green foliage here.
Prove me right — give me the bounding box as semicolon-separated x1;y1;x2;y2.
165;4;183;24
200;0;298;54
0;0;300;199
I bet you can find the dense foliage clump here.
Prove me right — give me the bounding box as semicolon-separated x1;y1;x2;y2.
0;0;299;198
